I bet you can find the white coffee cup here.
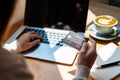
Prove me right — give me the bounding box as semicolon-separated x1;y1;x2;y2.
94;15;118;35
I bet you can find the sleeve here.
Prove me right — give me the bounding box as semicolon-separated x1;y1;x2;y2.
0;47;33;80
3;40;22;53
73;65;90;80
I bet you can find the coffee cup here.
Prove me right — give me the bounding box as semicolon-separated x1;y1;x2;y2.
94;15;118;35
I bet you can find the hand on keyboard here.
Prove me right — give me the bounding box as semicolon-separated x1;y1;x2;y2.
17;28;66;46
17;31;42;52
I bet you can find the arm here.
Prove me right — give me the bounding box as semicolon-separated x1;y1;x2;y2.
0;46;33;80
3;39;22;53
3;31;42;53
73;65;90;80
73;37;97;80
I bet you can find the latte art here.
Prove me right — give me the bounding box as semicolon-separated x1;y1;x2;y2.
94;15;118;35
95;16;117;27
98;18;113;24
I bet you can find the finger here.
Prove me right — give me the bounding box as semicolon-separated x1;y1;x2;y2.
30;33;42;39
80;42;88;54
27;31;37;34
76;51;80;55
88;38;96;54
87;38;97;56
89;37;96;44
29;39;40;47
88;37;96;49
25;31;43;40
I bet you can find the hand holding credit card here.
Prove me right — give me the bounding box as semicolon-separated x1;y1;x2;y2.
64;31;89;51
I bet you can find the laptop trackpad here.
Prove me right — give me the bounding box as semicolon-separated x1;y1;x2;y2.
24;43;77;65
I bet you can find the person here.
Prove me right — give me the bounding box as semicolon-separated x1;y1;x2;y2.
2;33;97;80
0;0;97;80
73;37;97;80
3;31;42;53
0;0;41;80
0;47;34;80
2;32;97;80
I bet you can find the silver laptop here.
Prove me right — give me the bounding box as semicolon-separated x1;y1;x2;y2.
5;0;89;65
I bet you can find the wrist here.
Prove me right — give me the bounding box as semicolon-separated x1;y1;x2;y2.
3;40;22;53
74;65;90;79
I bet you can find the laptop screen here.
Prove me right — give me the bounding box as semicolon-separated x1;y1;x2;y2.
24;0;89;32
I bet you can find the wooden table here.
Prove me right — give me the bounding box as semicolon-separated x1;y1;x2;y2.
25;31;120;80
2;21;120;80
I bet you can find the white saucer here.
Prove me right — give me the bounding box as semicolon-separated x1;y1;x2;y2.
88;24;120;40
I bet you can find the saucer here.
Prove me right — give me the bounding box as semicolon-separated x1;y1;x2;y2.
88;24;120;40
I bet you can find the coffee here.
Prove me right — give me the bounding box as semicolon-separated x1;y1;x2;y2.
94;15;118;35
95;16;117;27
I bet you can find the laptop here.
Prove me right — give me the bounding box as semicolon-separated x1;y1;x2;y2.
5;0;89;65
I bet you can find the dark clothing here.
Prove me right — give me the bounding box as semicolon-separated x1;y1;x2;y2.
0;46;33;80
0;0;15;38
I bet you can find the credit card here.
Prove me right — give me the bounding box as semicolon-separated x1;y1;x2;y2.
64;31;89;51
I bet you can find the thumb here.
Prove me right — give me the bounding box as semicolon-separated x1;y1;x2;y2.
80;42;88;54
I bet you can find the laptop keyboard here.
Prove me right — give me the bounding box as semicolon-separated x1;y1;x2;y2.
16;28;67;46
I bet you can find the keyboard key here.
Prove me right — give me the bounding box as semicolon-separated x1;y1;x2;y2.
16;28;66;45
